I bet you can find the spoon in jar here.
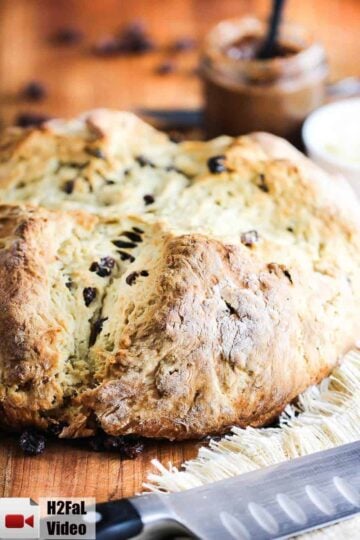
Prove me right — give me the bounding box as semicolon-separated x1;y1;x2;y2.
257;0;287;59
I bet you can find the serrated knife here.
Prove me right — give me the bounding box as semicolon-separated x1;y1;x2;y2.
92;441;360;539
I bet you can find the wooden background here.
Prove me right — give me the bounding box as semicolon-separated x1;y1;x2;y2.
0;0;360;127
0;0;359;502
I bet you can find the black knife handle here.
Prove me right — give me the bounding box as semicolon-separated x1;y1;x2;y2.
96;499;143;540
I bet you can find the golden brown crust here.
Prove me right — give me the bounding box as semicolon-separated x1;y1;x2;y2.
0;111;359;439
0;205;69;429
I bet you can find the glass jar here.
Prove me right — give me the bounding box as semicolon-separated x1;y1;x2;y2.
201;17;328;145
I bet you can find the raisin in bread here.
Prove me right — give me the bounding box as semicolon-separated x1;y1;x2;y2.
0;110;359;439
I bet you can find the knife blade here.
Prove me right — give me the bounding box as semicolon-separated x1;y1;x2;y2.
93;441;360;539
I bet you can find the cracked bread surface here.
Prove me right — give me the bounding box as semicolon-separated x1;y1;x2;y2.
0;110;360;439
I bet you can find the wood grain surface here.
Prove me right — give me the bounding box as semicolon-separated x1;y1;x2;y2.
0;0;359;501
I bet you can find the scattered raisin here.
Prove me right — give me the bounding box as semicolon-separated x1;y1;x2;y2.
15;112;51;128
115;437;144;459
50;27;83;45
85;146;106;159
83;287;97;307
62;179;75;194
136;155;155;167
127;36;154;54
241;230;259;247
89;433;144;459
20;81;47;101
121;231;143;243
118;250;135;263
126;272;139;286
92;21;155;57
106;179;116;185
112;239;137;249
19;429;46;456
89;317;108;347
89;257;115;277
140;270;149;277
143;194;155;205
117;21;155;54
132;226;144;234
207;155;227;174
257;173;269;193
155;60;176;75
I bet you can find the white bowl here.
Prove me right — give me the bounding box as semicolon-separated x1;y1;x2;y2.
302;98;360;197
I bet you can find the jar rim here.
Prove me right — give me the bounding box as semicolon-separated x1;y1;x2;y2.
202;16;327;82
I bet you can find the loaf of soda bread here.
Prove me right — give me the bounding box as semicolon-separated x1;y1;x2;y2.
0;110;359;439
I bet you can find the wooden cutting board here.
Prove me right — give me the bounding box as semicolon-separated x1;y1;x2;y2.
0;434;201;501
0;0;358;503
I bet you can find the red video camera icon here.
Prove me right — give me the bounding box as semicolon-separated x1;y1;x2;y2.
5;514;34;528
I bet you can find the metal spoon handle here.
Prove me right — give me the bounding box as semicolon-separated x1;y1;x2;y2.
258;0;286;59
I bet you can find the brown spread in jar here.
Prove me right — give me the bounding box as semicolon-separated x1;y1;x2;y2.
225;35;299;61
